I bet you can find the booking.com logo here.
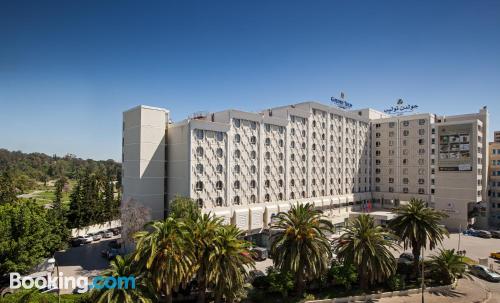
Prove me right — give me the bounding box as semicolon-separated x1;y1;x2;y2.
10;272;136;291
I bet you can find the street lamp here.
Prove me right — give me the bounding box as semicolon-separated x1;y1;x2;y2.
47;257;61;303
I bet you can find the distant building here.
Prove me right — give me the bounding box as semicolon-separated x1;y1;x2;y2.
489;138;500;227
122;101;489;239
495;131;500;143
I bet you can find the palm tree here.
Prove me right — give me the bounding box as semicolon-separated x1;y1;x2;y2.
189;213;224;303
133;218;195;303
270;203;333;296
389;198;448;275
334;214;400;290
210;224;255;303
428;249;469;285
92;255;154;303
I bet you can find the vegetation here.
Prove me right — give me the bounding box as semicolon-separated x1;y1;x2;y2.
0;200;67;275
0;148;120;189
91;255;155;303
327;261;357;290
389;198;448;275
428;249;469;285
133;218;194;303
334;214;400;290
270;203;333;296
67;168;120;229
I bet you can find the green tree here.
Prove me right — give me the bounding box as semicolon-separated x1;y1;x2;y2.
428;249;469;285
189;213;223;303
0;201;58;275
389;198;448;275
270;203;333;296
0;170;17;204
169;196;201;221
91;255;154;303
133;218;195;303
210;224;255;303
46;178;69;253
334;214;399;290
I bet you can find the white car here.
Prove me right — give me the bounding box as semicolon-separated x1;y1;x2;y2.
103;231;113;238
80;236;93;244
92;233;102;241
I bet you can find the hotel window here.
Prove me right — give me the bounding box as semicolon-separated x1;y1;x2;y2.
418;178;425;185
419;129;425;135
196;147;204;157
251;121;257;130
265;166;270;173
195;181;203;191
418;188;425;194
234;180;240;189
389;131;395;137
403;130;409;136
265;138;271;146
265;124;271;132
216;181;223;190
389;178;394;183
403;121;409;127
216;164;223;174
233;196;240;205
291;128;295;135
376;150;381;156
279;153;284;160
216;148;223;158
250;180;256;188
419;119;426;125
376;132;381;138
265;180;270;188
251;151;256;159
196;164;204;174
402;149;408;155
403;178;409;184
278;193;283;200
389;187;394;192
403;187;409;193
279;139;284;147
250;136;257;144
215;197;223;206
233;119;240;128
418;168;426;175
195;129;204;140
216;132;224;141
419;149;425;155
290;192;295;199
251;165;256;174
418;139;425;145
234;165;240;174
418;158;425;165
278;179;283;187
389;122;395;128
234;134;240;143
234;149;240;158
265;152;270;160
279;166;284;174
250;195;256;203
302;179;306;186
291;154;295;161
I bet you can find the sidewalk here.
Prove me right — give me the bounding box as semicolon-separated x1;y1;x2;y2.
369;278;489;303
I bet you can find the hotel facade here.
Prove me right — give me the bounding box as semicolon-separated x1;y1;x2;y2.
122;101;489;239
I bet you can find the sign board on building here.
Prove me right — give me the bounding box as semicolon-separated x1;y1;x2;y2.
438;124;473;172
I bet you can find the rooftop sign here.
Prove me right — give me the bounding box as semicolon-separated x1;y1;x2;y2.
384;98;418;115
330;92;352;109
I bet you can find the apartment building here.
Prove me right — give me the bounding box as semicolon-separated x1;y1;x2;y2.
489;139;500;227
495;131;500;143
122;101;489;236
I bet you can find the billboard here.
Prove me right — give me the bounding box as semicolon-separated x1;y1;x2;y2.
438;124;473;172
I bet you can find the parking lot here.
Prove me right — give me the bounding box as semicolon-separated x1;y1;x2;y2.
54;234;122;294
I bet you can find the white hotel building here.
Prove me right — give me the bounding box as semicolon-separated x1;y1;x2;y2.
122;101;489;242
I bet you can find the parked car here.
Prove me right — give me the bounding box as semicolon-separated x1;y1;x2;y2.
92;233;102;241
476;230;492;238
491;252;500;259
80;235;93;244
470;265;500;282
249;247;268;261
111;228;121;236
491;230;500;239
70;237;83;247
103;230;113;238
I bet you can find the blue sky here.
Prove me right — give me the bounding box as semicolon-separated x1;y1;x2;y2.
1;0;499;161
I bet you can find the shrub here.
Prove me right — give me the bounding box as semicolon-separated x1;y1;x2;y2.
387;274;405;291
327;261;358;290
266;267;294;298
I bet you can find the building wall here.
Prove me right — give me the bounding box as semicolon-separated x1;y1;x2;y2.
489;142;500;227
122;105;168;220
122;102;489;231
